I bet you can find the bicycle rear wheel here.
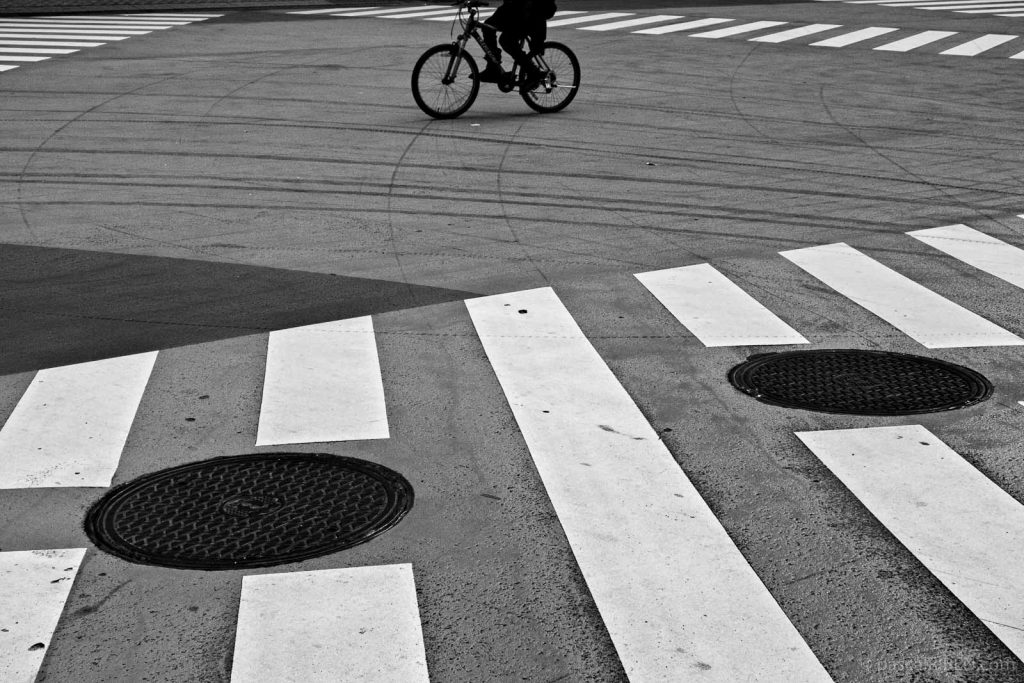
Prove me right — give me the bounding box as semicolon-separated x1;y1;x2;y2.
412;44;480;119
520;41;580;114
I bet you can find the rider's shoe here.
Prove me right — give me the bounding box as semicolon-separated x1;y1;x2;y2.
518;64;547;91
478;62;506;84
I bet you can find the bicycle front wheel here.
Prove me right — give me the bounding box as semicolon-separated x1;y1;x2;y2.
412;44;480;119
521;41;580;114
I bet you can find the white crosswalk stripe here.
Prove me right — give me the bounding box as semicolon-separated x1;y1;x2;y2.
5;217;1024;678
293;6;1024;60
796;426;1024;658
815;0;1024;16
256;317;389;446
780;241;1024;348
636;263;809;346
0;352;157;488
0;12;220;73
0;549;86;682
466;287;832;681
231;564;429;683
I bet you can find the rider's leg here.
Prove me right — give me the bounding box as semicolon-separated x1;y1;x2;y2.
478;23;506;82
499;29;541;80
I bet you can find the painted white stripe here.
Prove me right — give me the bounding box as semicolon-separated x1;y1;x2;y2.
780;242;1023;348
423;9;496;20
288;7;377;14
231;564;429;683
634;17;734;34
998;10;1024;14
636;264;809;346
0;46;77;54
0;33;129;40
0;549;86;682
46;14;195;19
384;8;463;18
256;317;388;446
690;20;788;38
875;30;958;51
466;287;831;682
908;224;1024;287
0;19;181;26
879;0;1012;5
547;12;634;27
0;39;102;46
0;25;157;32
796;426;1024;658
931;2;1024;8
749;23;842;43
811;26;898;46
0;55;49;61
0;352;157;488
939;33;1016;53
0;29;149;36
331;6;447;16
0;65;18;71
579;15;682;31
119;13;220;17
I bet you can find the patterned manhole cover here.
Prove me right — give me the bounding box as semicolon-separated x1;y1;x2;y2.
728;350;993;415
84;453;413;570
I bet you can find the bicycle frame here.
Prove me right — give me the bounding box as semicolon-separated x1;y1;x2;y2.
443;3;549;90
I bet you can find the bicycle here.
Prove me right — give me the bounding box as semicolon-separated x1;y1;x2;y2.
411;0;581;119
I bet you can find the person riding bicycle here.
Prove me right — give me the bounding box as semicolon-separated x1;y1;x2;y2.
478;0;557;86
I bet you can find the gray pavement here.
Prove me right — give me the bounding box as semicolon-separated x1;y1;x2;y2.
3;2;1024;681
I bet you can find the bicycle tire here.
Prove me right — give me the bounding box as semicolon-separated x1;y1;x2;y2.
520;42;580;114
412;44;480;119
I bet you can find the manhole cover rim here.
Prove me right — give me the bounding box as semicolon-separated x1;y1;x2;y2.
727;349;994;416
84;452;414;571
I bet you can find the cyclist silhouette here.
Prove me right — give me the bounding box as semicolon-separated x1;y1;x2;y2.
478;0;557;86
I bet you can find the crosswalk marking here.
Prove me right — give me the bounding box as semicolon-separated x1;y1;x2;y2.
689;20;788;39
546;12;633;27
0;352;157;489
633;17;734;34
875;30;958;51
466;287;832;682
796;426;1024;659
0;65;17;71
230;564;429;683
256;317;388;446
0;548;86;682
810;26;899;46
0;28;150;35
0;33;130;40
0;55;49;61
780;242;1024;348
578;14;682;31
940;33;1016;53
750;23;842;43
286;6;1024;61
909;224;1024;288
383;8;464;19
0;39;102;46
288;7;377;14
636;263;809;346
0;47;78;53
331;6;447;17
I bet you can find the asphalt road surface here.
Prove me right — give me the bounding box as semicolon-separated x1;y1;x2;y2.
2;1;1024;681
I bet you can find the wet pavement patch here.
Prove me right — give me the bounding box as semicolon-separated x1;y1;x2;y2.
84;453;413;570
728;349;993;416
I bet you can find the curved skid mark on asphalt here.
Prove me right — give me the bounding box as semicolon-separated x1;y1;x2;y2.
496;119;551;285
386;118;436;298
816;83;1004;223
14;72;185;240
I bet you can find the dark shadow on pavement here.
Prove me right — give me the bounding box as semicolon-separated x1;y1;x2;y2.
0;243;477;375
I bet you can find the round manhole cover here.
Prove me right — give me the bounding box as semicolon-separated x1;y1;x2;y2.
728;350;993;415
84;453;413;570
